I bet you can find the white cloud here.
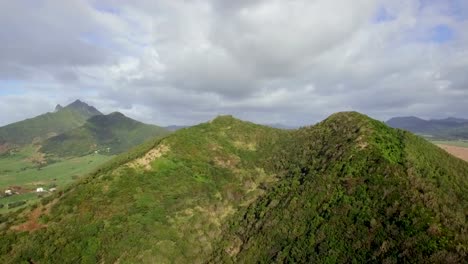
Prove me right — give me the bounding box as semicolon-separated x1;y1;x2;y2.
0;0;467;126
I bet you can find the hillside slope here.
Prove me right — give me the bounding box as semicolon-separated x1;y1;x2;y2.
0;115;286;263
0;113;467;263
40;112;170;156
0;100;102;146
212;112;468;263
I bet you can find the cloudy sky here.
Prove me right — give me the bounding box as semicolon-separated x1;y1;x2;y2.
0;0;467;126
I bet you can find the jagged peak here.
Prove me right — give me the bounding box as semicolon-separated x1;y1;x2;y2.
64;99;102;116
66;99;91;109
54;104;63;112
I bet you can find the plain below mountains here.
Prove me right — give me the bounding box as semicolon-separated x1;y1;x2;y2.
387;116;468;139
1;112;466;263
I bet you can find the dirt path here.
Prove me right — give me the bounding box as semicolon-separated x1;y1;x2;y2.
11;198;58;232
437;144;468;162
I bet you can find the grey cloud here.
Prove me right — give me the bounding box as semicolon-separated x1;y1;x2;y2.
0;0;114;80
54;70;80;83
0;0;467;127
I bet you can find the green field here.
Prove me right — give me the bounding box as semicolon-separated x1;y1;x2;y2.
0;146;112;213
0;193;37;214
430;140;468;148
0;145;39;173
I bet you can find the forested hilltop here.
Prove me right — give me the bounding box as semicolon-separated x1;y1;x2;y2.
0;112;467;263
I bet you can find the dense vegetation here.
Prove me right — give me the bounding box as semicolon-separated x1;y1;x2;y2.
0;116;286;263
0;112;467;263
0;100;101;146
41;112;169;156
211;112;468;263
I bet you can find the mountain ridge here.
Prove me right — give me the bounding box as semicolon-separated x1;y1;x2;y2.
0;112;467;263
0;100;102;147
40;112;169;157
387;116;468;139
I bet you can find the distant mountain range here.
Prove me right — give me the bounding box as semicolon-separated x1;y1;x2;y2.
387;116;468;139
0;100;169;156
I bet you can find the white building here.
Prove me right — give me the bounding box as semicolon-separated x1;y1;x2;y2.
49;188;57;192
36;187;45;193
4;189;12;195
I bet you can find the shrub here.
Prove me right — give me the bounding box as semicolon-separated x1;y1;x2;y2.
8;201;26;209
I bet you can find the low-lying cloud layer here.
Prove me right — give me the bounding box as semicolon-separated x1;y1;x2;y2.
1;0;467;126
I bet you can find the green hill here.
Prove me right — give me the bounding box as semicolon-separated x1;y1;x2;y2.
0;113;467;263
0;100;102;146
212;112;468;263
40;112;170;156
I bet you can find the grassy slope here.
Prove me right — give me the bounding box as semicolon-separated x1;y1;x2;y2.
0;145;38;173
211;112;468;263
40;112;170;156
0;113;467;263
0;116;286;263
0;108;99;146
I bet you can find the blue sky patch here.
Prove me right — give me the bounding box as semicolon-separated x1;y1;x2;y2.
93;3;121;15
0;81;25;95
429;24;454;43
373;7;396;23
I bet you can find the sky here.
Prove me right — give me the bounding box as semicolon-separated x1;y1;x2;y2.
0;0;467;126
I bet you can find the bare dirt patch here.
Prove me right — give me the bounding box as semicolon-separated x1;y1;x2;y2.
0;143;12;155
11;206;46;232
11;199;58;232
233;140;256;151
437;144;468;162
7;186;29;194
25;145;47;165
213;154;240;169
128;144;170;170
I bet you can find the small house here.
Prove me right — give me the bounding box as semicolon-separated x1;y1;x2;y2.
49;188;57;192
36;187;45;193
5;189;12;195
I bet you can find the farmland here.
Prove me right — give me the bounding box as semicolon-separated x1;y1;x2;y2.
0;146;112;213
436;144;468;162
430;140;468;148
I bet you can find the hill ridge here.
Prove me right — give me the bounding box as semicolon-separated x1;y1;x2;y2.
0;100;103;146
1;112;467;263
40;112;169;156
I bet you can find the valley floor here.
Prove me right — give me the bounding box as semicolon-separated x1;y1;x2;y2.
437;144;468;162
0;147;112;213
